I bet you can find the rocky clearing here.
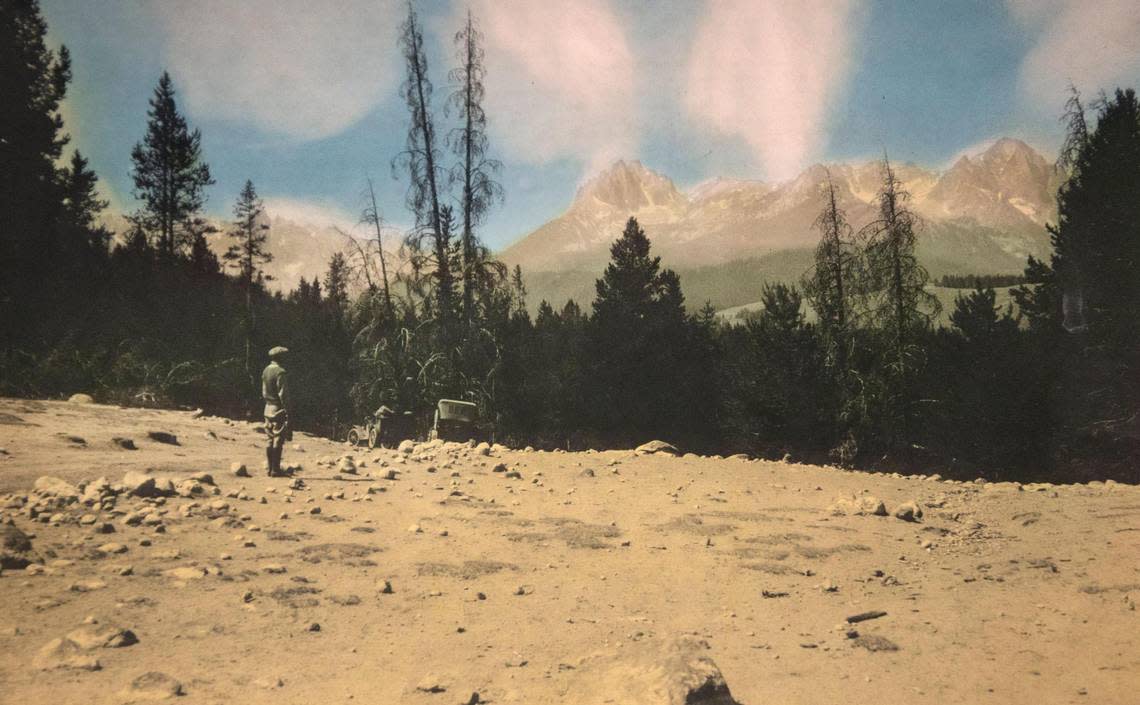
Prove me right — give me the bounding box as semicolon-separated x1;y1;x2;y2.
0;397;1137;704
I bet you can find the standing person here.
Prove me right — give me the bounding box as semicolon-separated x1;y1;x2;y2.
262;346;291;477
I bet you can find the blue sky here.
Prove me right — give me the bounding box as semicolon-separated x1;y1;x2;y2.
42;0;1140;251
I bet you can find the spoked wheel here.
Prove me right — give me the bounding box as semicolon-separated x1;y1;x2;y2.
347;429;360;446
367;426;378;449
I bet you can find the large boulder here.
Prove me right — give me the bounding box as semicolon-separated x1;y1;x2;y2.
80;477;113;505
1;524;39;568
66;624;139;650
122;471;174;498
635;440;680;456
560;637;739;704
828;495;887;517
33;476;80;501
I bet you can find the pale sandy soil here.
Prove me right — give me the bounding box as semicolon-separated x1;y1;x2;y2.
0;397;1137;704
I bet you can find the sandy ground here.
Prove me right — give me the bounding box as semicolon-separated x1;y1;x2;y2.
0;397;1137;705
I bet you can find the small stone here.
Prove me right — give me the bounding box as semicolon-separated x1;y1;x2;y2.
307;622;321;632
416;675;446;693
262;564;287;574
408;524;423;534
379;580;394;594
492;463;508;473
97;542;128;555
231;462;250;478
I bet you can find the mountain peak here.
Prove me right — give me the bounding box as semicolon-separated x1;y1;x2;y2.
574;159;686;212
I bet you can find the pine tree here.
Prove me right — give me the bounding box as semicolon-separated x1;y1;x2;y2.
803;171;858;369
59;150;110;252
858;156;940;449
1035;88;1140;435
447;8;503;322
591;217;695;444
224;180;271;394
0;0;71;334
130;71;213;258
324;252;350;310
510;265;527;318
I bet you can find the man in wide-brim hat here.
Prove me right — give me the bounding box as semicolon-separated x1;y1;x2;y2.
262;346;291;476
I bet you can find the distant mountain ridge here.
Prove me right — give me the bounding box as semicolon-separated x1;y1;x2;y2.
98;211;386;294
499;138;1062;311
502;138;1060;279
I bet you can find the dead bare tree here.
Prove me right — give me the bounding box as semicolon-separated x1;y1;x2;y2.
392;1;455;329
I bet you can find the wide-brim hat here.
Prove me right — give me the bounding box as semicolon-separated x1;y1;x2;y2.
268;346;290;359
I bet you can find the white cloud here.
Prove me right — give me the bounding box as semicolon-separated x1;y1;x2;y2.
1009;0;1140;110
684;0;859;181
151;0;401;141
467;0;637;168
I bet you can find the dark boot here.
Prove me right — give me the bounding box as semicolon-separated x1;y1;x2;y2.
274;447;285;475
266;447;277;477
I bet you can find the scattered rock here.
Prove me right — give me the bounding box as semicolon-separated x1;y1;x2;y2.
68;393;95;404
231;462;250;478
852;634;899;652
1;524;38;568
119;671;183;701
146;431;180;446
112;437;137;450
121;471;162;498
492;463;508;473
163;566;206;581
563;636;739;704
66;624;139;650
828;495;887;517
894;501;923;522
635;440;680;456
33;476;80;501
398;440;416;455
97;542;128;555
262;564;287;574
416;675;447;693
33;638;101;671
846;610;888;624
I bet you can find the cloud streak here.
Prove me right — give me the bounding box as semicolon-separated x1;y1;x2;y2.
684;0;859;181
151;0;400;141
469;0;637;171
1009;0;1140;110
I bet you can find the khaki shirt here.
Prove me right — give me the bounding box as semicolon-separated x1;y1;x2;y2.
262;362;289;418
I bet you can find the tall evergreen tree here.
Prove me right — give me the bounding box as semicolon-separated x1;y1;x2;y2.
447;8;503;322
1032;88;1140;439
324;252;350;310
129;71;213;258
0;0;71;332
591;217;696;445
224;180;271;393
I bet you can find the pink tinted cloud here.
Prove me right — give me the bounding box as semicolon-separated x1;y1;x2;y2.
685;0;858;181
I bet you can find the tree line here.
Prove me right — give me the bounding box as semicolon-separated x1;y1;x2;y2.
2;1;1136;483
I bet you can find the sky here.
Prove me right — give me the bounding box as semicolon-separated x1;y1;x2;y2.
41;0;1140;251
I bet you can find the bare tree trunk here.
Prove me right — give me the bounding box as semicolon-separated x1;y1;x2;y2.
367;178;394;316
